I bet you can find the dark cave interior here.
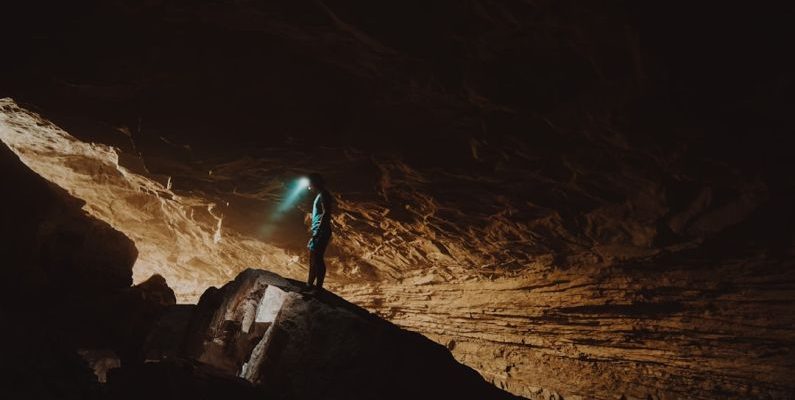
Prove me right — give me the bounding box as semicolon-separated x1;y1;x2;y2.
1;1;794;399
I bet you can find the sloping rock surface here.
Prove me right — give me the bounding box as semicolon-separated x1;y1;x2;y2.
177;268;522;400
0;142;180;398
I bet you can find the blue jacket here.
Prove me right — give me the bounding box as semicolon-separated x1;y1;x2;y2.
308;190;332;249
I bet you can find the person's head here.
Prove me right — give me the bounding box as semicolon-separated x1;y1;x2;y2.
307;173;325;192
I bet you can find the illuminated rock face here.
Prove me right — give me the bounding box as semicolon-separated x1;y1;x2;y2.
0;135;137;295
176;269;519;400
0;98;298;302
3;100;794;398
339;258;795;399
0;141;176;398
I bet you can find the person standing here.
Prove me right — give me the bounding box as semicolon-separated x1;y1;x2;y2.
305;173;333;291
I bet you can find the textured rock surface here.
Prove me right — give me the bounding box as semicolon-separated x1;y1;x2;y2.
339;251;795;399
0;142;179;398
2;110;794;398
0;98;295;301
177;268;520;400
0;139;137;295
2;1;795;398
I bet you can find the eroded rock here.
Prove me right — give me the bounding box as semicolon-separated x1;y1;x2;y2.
0;143;177;397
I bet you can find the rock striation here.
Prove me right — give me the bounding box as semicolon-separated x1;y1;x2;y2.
339;251;795;399
0;142;177;398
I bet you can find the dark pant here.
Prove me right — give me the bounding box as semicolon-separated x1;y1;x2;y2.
308;232;331;288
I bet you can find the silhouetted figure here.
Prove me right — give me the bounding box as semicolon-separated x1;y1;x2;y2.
306;173;333;291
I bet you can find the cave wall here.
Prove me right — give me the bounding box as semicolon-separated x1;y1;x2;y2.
340;247;795;398
5;109;792;400
0;142;177;397
2;0;792;285
0;142;135;296
0;98;297;301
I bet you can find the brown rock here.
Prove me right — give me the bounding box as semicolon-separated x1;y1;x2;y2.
177;268;521;400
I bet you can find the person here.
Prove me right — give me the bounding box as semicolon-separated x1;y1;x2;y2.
305;173;333;291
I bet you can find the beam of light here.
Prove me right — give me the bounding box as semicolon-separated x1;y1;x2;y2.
1;98;298;303
276;176;310;214
259;177;310;237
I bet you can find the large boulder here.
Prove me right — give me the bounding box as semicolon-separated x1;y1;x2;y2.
176;268;521;400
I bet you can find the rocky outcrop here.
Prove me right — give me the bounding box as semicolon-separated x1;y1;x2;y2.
0;142;177;397
0;97;296;302
172;268;521;400
0;142;136;298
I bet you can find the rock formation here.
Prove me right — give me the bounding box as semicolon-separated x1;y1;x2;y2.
172;268;519;400
0;139;519;399
0;142;178;398
2;1;794;399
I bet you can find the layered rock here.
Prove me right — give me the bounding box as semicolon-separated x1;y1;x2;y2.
0;139;136;297
339;253;795;399
0;142;178;397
